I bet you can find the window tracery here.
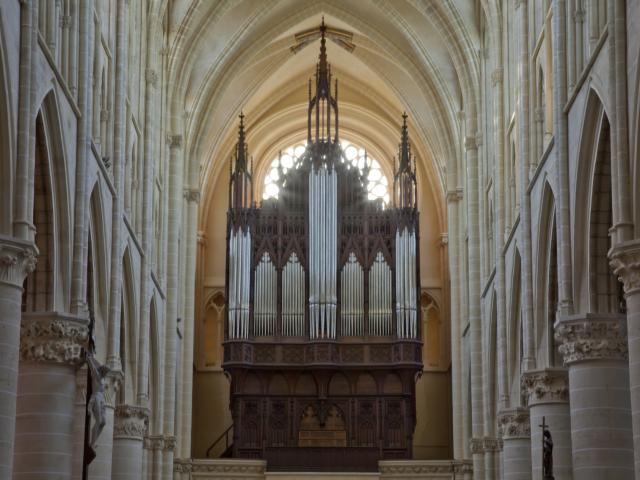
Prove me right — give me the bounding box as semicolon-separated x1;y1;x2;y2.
263;141;390;204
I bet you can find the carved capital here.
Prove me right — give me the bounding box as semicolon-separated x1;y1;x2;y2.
183;188;201;203
514;0;527;9
100;109;110;123
498;407;530;439
60;14;72;28
609;240;640;295
163;435;177;451
483;436;503;452
521;368;569;406
0;236;37;287
146;69;158;88
144;434;166;451
20;313;88;365
174;460;192;473
464;136;477;151
469;437;484;454
491;68;503;86
534;107;545;122
555;314;628;364
446;189;463;204
166;135;183;149
114;404;149;439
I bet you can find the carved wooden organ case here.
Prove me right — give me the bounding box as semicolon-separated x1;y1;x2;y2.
223;22;422;472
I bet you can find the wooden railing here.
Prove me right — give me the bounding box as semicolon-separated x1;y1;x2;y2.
206;424;233;458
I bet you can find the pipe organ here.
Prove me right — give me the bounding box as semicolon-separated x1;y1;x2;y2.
223;21;422;472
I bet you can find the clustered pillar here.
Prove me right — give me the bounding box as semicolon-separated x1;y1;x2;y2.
0;238;36;477
112;404;149;480
610;240;640;477
556;314;634;479
498;408;531;480
13;313;88;479
521;368;572;479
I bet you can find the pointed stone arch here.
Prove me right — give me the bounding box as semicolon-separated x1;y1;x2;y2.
23;92;72;312
574;89;622;314
120;246;139;404
508;248;522;406
0;21;13;234
535;181;559;366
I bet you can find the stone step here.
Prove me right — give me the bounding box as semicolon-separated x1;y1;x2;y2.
265;473;380;480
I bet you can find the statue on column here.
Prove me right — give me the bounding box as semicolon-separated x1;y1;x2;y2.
542;427;554;479
86;313;110;449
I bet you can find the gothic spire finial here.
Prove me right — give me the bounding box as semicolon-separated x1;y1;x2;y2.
318;17;328;75
399;112;411;170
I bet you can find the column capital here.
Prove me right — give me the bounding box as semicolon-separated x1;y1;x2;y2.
166;135;183;149
555;313;628;364
183;188;201;203
469;437;484;454
143;434;165;450
609;240;640;295
0;235;37;287
483;436;503;452
163;435;177;451
145;68;158;88
20;312;88;365
498;407;530;439
491;68;503;86
114;404;149;439
446;188;463;203
464;136;477;151
521;368;569;406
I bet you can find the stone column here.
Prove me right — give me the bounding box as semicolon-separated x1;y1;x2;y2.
555;314;634;479
13;313;88;479
112;404;149;480
610;240;640;478
498;408;531;480
0;238;36;477
482;436;502;480
522;368;572;479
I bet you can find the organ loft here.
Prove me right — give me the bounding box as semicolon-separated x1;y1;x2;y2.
223;22;422;472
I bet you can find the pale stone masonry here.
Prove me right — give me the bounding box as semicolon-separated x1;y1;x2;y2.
0;1;640;479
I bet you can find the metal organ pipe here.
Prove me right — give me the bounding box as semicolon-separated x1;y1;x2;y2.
308;164;337;339
368;252;392;336
341;253;364;336
395;227;417;339
283;253;304;336
254;252;276;336
228;228;252;339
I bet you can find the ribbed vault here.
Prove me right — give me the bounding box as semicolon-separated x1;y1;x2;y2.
155;0;482;231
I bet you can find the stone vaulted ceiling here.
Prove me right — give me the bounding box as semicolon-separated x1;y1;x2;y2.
157;0;484;226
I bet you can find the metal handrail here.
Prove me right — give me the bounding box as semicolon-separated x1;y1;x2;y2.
206;424;233;458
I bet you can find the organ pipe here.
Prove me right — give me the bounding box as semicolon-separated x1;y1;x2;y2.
395;227;417;338
369;252;392;335
341;253;364;336
283;253;305;336
308;164;337;339
228;228;251;339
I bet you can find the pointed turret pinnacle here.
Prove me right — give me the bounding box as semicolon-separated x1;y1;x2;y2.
399;112;412;171
236;112;247;172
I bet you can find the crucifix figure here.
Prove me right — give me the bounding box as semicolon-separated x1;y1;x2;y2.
540;416;554;479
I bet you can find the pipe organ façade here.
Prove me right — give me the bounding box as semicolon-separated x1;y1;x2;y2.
223;22;422;472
